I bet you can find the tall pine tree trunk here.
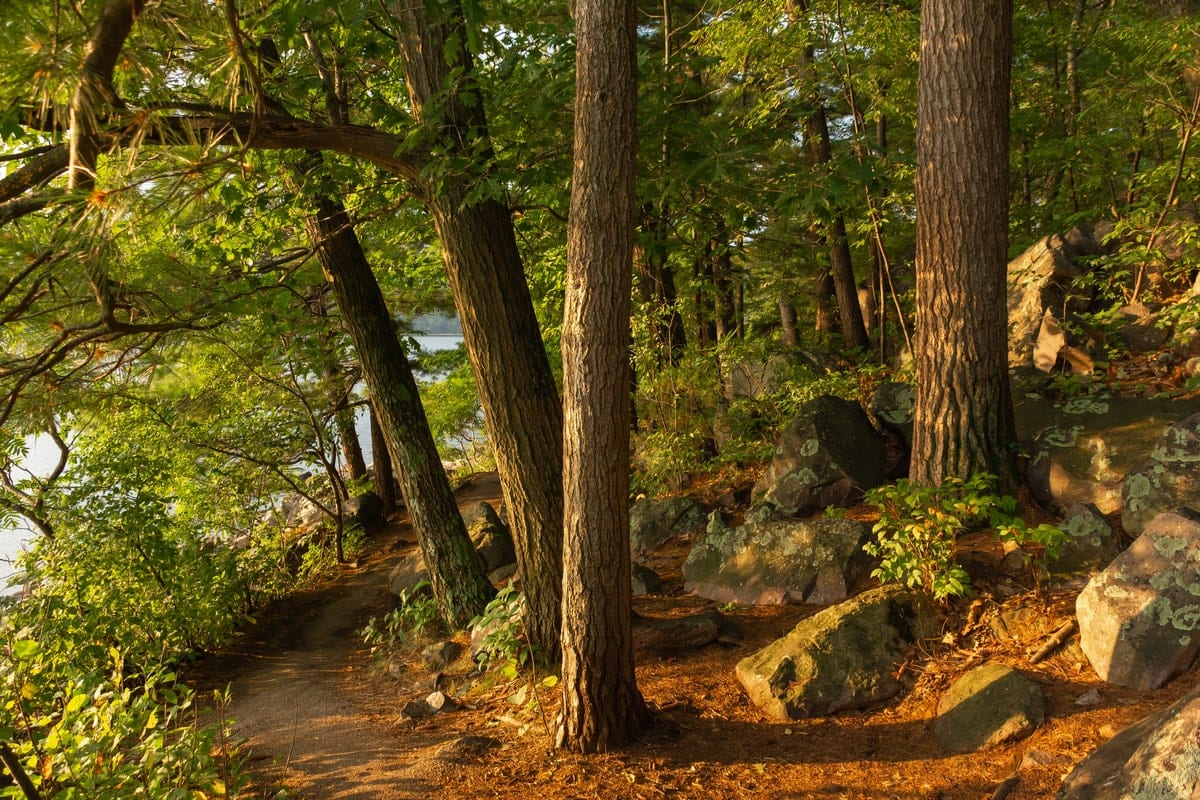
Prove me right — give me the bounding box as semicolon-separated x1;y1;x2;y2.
557;0;649;752
910;0;1017;490
393;0;565;660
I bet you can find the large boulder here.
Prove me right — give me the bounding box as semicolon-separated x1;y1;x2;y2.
735;585;937;719
933;664;1045;753
1059;685;1200;799
752;395;886;518
683;514;872;606
629;496;707;558
1076;507;1200;690
1007;225;1107;370
1024;395;1200;515
1122;412;1200;536
461;502;516;574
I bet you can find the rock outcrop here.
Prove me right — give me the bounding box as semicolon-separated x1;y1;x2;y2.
1122;411;1200;536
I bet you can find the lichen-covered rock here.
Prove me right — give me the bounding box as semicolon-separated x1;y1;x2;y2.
1122;412;1200;536
735;585;938;719
870;381;914;448
683;515;871;606
1076;507;1200;690
1025;396;1200;515
1058;684;1200;799
629;496;707;558
462;501;516;574
1051;502;1120;576
934;664;1045;753
752;395;886;517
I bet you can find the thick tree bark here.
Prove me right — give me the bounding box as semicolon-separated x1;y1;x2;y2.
393;0;564;661
556;0;649;753
369;403;398;515
910;0;1017;490
305;197;494;628
779;296;801;347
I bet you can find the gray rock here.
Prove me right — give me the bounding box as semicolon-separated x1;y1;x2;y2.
631;563;663;596
1007;226;1106;370
1077;508;1200;690
632;608;732;654
1122;412;1200;536
752;395;887;517
629;496;706;558
400;691;456;720
1119;311;1172;354
434;735;500;761
1025;396;1200;515
933;664;1045;753
420;640;464;672
1052;502;1120;576
1058;685;1200;799
388;551;429;598
462;502;516;573
683;515;872;606
735;585;938;719
869;381;914;448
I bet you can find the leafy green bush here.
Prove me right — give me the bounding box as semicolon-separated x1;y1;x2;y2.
864;475;1064;601
468;584;528;679
360;581;441;663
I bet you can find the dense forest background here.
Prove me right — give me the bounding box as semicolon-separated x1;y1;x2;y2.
1;0;1198;795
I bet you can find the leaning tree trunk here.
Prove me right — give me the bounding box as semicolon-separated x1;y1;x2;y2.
910;0;1017;490
393;0;565;661
556;0;649;754
305;196;494;628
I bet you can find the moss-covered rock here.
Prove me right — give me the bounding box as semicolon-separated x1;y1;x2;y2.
683;515;871;606
934;664;1044;753
752;395;886;518
734;585;938;719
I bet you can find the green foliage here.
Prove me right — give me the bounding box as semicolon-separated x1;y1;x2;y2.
360;582;441;665
468;584;528;679
0;630;245;799
864;475;1061;602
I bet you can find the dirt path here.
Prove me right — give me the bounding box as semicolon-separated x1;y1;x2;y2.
208;474;506;800
196;470;1193;800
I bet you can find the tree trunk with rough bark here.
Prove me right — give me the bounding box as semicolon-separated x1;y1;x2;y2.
305;196;494;628
393;0;565;661
556;0;649;754
910;0;1017;490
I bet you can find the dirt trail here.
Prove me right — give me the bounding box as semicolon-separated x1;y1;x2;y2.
211;474;505;800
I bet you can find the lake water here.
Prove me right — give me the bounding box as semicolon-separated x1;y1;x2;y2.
0;333;465;593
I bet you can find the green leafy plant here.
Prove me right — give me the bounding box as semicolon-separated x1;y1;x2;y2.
468;584;528;679
360;581;440;661
864;474;1052;601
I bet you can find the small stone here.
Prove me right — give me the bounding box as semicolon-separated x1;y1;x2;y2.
434;735;500;761
1075;688;1102;707
425;690;456;713
421;640;464;672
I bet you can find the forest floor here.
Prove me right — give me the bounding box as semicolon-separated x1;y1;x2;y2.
189;471;1198;800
